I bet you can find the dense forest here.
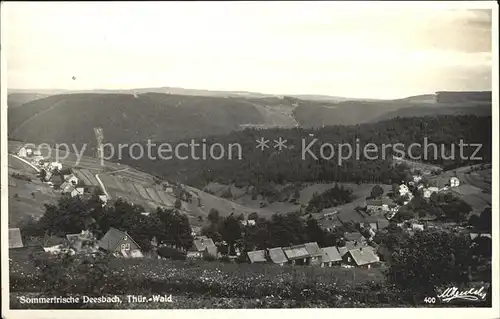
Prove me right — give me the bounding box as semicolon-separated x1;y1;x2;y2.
116;115;491;188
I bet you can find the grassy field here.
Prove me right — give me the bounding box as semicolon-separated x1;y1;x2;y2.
10;257;389;309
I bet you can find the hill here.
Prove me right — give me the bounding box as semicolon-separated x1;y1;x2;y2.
7;93;50;108
8;89;492;147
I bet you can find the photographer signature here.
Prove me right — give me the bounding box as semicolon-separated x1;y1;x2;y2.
437;286;488;303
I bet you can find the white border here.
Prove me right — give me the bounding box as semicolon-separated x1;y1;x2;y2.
1;1;499;319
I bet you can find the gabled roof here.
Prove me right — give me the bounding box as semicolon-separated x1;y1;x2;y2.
247;250;267;263
191;236;216;252
9;228;23;249
345;240;367;250
321;246;342;263
268;247;288;264
98;227;141;251
304;242;322;257
283;244;310;260
348;248;380;266
337;246;349;257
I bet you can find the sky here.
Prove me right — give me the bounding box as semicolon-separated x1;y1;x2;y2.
3;2;495;99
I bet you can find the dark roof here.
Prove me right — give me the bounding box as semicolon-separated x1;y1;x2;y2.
348;248;380;266
98;227;141;251
191;236;216;252
304;242;322;257
345;232;364;242
268;247;288;264
321;246;342;263
9;228;23;249
283;244;310;260
247;250;267;263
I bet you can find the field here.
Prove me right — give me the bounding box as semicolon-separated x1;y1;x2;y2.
10;257;391;309
8;156;59;227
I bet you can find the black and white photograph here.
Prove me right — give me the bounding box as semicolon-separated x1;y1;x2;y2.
1;1;498;317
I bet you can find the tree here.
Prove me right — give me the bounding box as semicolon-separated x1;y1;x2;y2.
306;217;327;246
219;214;242;255
370;185;384;199
387;231;475;299
207;208;220;225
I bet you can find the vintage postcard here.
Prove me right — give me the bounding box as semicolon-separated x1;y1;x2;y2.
1;1;498;319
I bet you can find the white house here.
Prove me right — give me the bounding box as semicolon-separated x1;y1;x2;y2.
399;184;410;196
413;175;423;183
71;187;85;197
17;147;28;157
50;162;63;171
33;150;42;156
450;177;460;187
99;195;108;206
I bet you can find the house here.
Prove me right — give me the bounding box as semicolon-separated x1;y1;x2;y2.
71;187;85;197
247;250;267;264
17;147;28;157
9;228;23;249
267;247;288;266
423;187;439;198
413;175;423;183
241;220;256;226
366;198;393;213
98;227;143;258
99;195;108;205
33;150;42;156
470;233;492;240
66;230;98;254
450;177;460;187
411;223;424;231
343;247;380;268
32;155;44;164
283;244;311;265
187;236;217;259
63;174;79;185
320;246;342;267
323;210;338;220
190;226;202;237
399;184;410;196
304;242;323;265
50;162;63;171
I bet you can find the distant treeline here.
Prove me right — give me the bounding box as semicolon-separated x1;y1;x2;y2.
116;115;491;187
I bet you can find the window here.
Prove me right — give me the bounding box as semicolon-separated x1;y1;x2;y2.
121;243;130;251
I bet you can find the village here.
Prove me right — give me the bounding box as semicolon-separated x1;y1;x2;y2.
8;144;491;272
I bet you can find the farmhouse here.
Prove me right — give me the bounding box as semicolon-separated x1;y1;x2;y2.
283;244;311;265
344;231;365;243
17;147;28;158
304;242;323;265
63;174;79;185
50;162;63;171
98;227;144;258
9;228;24;249
343;247;380;268
187;236;217;259
247;250;267;264
320;246;342;267
268;247;288;266
66;230;98;254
